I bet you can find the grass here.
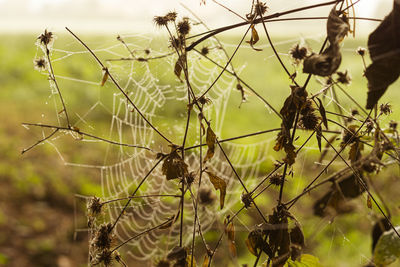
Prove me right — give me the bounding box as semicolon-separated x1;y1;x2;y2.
2;32;400;266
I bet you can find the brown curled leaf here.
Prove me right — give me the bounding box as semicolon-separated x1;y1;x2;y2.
174;54;185;82
101;67;109;86
245;229;272;257
327;7;350;44
206;171;226;209
303;44;342;76
365;0;400;109
246;25;262;51
162;146;188;180
203;125;216;163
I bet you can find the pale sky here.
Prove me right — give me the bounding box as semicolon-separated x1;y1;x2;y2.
0;0;393;35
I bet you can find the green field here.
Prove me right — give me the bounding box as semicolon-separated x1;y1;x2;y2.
1;33;400;267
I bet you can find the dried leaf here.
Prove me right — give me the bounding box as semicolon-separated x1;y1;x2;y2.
174;55;185;82
303;44;342;76
326;7;349;44
228;241;237;257
162;147;188;180
203;126;216;163
367;195;372;209
206;171;226;209
316;98;328;129
246;25;262;51
245;229;272;257
365;1;400;109
303;6;349;77
290;222;305;261
101;67;109;86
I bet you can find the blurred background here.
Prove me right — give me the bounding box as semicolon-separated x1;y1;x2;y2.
0;0;398;267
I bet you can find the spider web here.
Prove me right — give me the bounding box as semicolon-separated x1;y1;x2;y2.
26;1;400;266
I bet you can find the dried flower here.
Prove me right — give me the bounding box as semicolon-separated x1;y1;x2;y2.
34;58;46;70
92;223;114;250
38;29;53;46
165;11;177;22
336;70;351;85
289;44;308;62
270;173;283;186
87;196;103;216
241;192;253;208
186;171;196;185
198;96;212;106
300;112;319;130
177;19;191;35
380;103;392;115
254;2;268;16
356;47;366;56
94;250;113;266
200;46;209;56
154;16;168;27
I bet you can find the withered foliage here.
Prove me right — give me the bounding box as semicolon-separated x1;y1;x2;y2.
246;25;262;51
365;1;400;109
274;86;308;165
203;125;217;163
206;171;227;209
303;6;349;76
161;146;189;180
224;217;237;257
245;207;304;266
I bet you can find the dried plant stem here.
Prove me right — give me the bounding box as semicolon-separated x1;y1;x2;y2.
319;133;400;238
21;128;59;154
45;46;71;127
186;0;344;51
21;122;153;151
65;27;173;145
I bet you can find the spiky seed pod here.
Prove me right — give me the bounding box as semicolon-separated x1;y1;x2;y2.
201;46;209;56
254;2;268;16
380;103;392;115
177;19;191;35
336;70;351;85
34;58;46;70
38;29;53;46
289;44;308;62
154;16;168;27
92;223;114;250
300;112;319;130
270;173;283;186
87;196;103;216
165;11;177;22
241;192;253;208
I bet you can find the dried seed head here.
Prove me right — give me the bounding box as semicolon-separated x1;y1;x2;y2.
38;29;53;46
200;46;209;56
198;96;212;106
92;223;114;250
351;109;359;116
356;47;366;56
177;19;191;35
34;58;46;71
300;112;319;130
94;250;113;266
145;48;151;55
241;192;253;208
199;188;215;205
389;120;398;130
165;11;177;22
336;70;351;85
254;2;268;16
289;44;308;62
270;173;283;186
87;196;103;216
380;103;392;115
365;119;374;134
154;16;168;27
186;171;196;185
